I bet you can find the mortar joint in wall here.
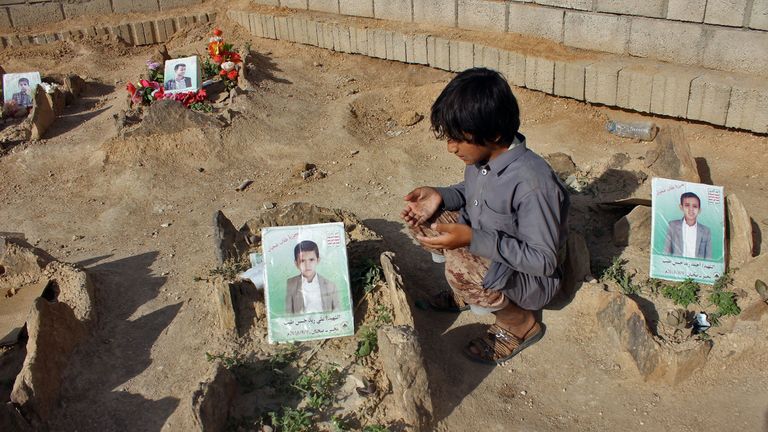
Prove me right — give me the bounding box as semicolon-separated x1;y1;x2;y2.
743;0;755;29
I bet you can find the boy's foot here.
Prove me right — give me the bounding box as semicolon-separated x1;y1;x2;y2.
428;290;470;313
463;322;545;365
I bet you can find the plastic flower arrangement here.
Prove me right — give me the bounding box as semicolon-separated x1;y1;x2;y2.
206;28;242;90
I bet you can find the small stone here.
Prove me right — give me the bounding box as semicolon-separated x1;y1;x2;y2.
350;150;360;155
301;170;312;180
262;202;276;210
520;390;527;396
235;179;253;191
161;223;172;228
71;235;83;241
262;426;274;432
197;167;205;173
313;62;322;67
756;279;768;301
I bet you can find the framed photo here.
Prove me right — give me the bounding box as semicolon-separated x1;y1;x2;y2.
162;56;200;94
2;72;41;108
650;178;725;285
262;222;354;343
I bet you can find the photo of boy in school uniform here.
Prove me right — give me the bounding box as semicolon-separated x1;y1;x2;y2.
401;68;570;365
663;192;712;259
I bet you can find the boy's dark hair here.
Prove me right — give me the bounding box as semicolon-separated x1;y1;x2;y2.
294;240;319;261
680;192;701;206
174;63;186;71
430;67;520;147
18;77;29;85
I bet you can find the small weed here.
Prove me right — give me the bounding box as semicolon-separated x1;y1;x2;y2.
661;278;700;308
202;57;220;79
209;259;249;280
602;257;640;295
643;278;666;295
363;425;391;432
708;271;740;324
293;365;340;411
331;415;351;432
269;408;313;432
352;259;382;294
269;344;301;369
205;352;246;369
356;326;378;358
373;304;392;326
190;102;213;112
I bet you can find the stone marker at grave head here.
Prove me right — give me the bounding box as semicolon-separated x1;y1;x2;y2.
29;88;56;140
726;194;754;269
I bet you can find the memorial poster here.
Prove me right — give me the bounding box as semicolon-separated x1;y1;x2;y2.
162;56;200;94
2;72;41;108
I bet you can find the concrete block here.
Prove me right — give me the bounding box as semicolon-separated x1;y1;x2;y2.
564;11;630;55
250;13;264;37
499;50;526;87
112;0;159;14
159;0;202;10
0;8;10;30
458;0;507;32
414;0;456;26
596;0;665;18
750;0;768;30
282;0;308;9
687;75;733;125
474;45;500;70
429;36;451;70
10;3;63;27
254;0;279;5
726;84;768;133
525;56;555;93
340;0;373;17
533;0;591;11
309;0;339;13
154;20;168;42
306;20;319;45
174;15;188;30
616;67;656;113
390;31;407;61
554;60;588;100
405;33;428;64
374;0;412;22
667;0;706;22
275;16;290;41
263;15;277;39
131;22;146;45
321;22;335;49
628;18;705;66
163;18;175;39
336;25;353;53
142;21;155;44
703;28;768;75
507;3;564;42
650;68;699;118
369;28;387;58
353;26;368;54
449;40;475;71
584;60;623;105
291;17;307;44
704;0;747;27
63;0;111;18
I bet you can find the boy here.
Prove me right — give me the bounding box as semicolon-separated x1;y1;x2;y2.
401;68;570;364
285;240;340;314
11;77;33;107
663;192;712;259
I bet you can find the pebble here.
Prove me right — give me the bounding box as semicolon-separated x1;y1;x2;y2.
350;150;360;155
520;390;527;396
236;179;253;191
262;202;276;210
161;223;172;228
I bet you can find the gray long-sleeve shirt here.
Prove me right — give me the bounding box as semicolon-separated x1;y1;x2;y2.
435;133;570;310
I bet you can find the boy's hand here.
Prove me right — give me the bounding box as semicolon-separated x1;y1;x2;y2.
401;187;442;227
416;223;472;250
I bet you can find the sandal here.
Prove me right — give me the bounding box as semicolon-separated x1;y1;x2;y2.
463;322;546;365
428;290;470;313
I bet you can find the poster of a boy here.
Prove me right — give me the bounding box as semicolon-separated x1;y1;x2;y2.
663;192;712;259
401;68;570;365
162;56;200;94
2;72;42;109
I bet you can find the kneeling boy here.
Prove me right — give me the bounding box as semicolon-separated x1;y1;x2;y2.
401;68;570;364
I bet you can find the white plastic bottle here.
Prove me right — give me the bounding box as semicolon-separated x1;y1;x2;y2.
606;120;659;141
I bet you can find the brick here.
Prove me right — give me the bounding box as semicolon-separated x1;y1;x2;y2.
414;0;456;27
499;50;526;87
309;0;339;13
595;0;665;18
750;0;768;30
704;0;747;27
112;0;159;14
353;26;368;54
616;66;656;113
533;0;591;11
250;13;264;37
726;84;768;133
525;56;554;93
628;18;705;66
474;45;500;70
282;0;308;9
703;28;768;75
10;3;63;27
459;0;507;32
687;75;733;125
63;0;111;18
449;40;474;71
306;20;319;45
369;28;387;58
159;0;202;10
649;68;698;118
340;0;373;17
507;3;564;42
428;36;451;70
374;0;412;22
0;8;10;30
584;60;624;105
389;31;407;61
554;60;588;100
667;0;706;22
564;12;629;55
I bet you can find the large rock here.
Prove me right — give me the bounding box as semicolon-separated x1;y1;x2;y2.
596;291;712;384
63;74;86;103
379;252;413;327
190;361;237;432
212;277;237;336
29;89;56;140
613;206;652;248
376;326;432;430
726;194;754;269
213;211;243;265
644;126;700;183
544;152;577;178
124;99;225;137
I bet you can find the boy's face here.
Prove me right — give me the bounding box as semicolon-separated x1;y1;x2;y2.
680;197;701;225
295;250;319;281
175;65;186;79
19;81;30;93
446;139;504;165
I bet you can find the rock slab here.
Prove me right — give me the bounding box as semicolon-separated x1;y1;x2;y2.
379;252;414;328
726;194;754;269
29;89;56;140
613;205;652;248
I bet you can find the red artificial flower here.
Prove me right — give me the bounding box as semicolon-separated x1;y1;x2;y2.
219;69;227;76
153;88;165;100
227;70;238;80
212;54;223;64
126;82;136;94
228;53;242;63
213;28;223;36
139;79;151;88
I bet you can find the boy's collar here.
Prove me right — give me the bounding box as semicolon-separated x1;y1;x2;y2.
477;133;527;172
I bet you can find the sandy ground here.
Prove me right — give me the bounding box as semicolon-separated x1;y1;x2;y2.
1;18;767;431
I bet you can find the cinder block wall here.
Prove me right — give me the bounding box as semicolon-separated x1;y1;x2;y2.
0;0;204;29
251;0;768;77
